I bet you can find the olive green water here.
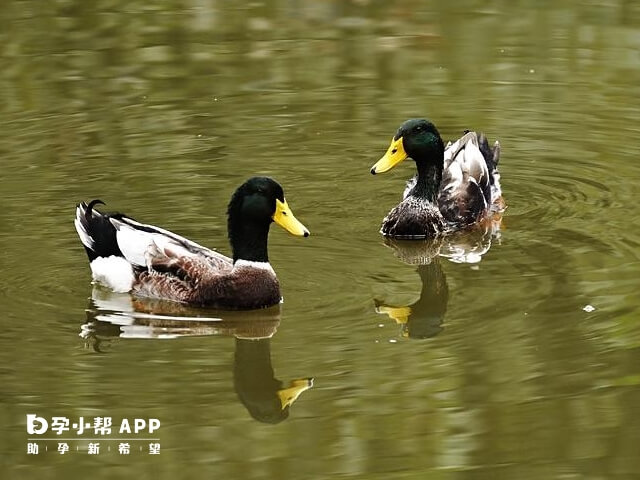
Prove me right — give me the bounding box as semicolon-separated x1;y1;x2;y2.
2;1;640;479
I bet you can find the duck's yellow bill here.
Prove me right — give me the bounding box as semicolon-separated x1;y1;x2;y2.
376;305;412;324
273;199;310;237
370;136;408;174
278;378;314;410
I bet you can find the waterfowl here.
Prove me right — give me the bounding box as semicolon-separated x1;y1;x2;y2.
370;118;503;238
74;177;309;309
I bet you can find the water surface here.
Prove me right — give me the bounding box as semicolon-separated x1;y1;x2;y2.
2;1;640;478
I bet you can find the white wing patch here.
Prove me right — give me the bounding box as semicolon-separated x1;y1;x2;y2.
446;157;464;186
443;131;490;191
112;220;152;266
117;217;212;253
463;138;487;184
116;217;233;267
110;218;195;267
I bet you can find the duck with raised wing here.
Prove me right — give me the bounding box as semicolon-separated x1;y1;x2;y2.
74;177;309;309
370;118;504;238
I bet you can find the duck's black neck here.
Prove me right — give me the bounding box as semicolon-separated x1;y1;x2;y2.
411;159;443;202
228;221;270;263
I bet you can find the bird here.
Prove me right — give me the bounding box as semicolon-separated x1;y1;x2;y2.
74;177;309;309
370;118;503;239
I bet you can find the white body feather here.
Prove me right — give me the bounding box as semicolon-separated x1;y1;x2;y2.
233;259;275;274
89;256;135;292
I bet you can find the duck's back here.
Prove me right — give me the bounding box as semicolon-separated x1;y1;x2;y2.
438;131;501;226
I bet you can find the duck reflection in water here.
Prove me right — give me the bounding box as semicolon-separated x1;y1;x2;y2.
234;338;313;424
375;219;502;339
375;258;448;339
81;288;313;424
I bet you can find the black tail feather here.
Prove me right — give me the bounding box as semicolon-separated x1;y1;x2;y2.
76;200;124;262
477;133;500;186
85;199;105;221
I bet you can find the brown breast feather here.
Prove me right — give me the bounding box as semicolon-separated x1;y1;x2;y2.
134;251;280;309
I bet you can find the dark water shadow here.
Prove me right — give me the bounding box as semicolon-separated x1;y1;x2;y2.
81;288;313;424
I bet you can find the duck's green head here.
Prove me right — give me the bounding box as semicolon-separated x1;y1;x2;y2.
228;177;309;238
370;119;445;175
227;177;309;263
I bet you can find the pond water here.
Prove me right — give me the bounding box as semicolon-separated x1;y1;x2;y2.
2;1;640;478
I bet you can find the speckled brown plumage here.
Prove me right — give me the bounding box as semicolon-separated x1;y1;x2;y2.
133;250;281;309
134;269;281;310
381;197;446;239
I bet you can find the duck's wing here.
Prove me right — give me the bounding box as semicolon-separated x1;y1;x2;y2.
439;132;492;225
442;131;491;200
134;249;281;308
75;201;232;292
109;216;232;271
132;249;216;304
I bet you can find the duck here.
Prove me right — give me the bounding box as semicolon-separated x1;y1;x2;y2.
370;118;504;239
74;177;310;310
